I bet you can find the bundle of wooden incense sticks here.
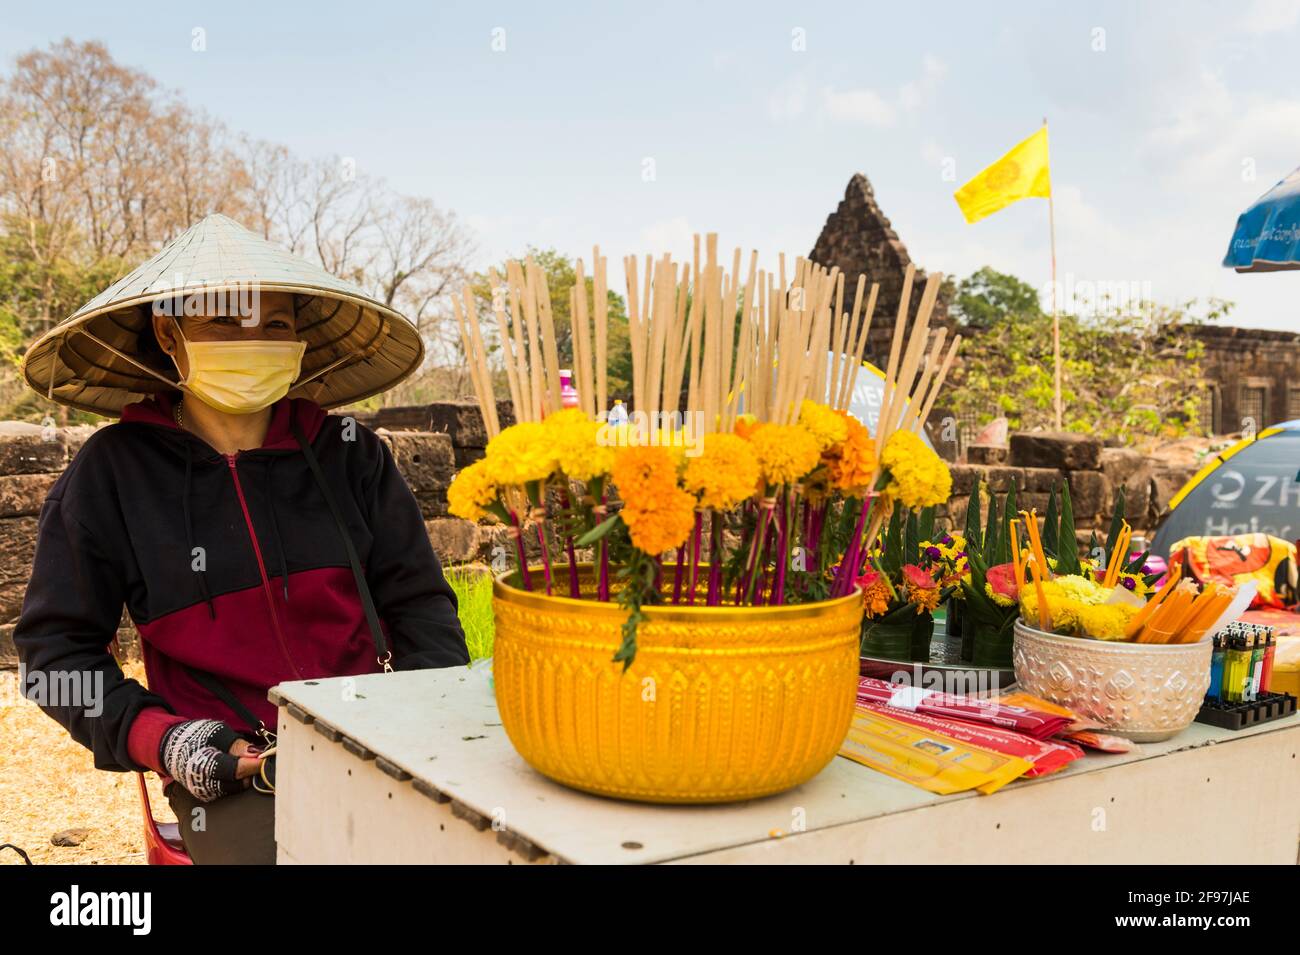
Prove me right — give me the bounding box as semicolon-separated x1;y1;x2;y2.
452;236;961;466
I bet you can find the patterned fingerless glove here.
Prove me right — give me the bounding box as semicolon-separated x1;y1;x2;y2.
158;719;245;803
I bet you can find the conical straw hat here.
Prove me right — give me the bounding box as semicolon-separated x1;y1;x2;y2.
22;214;424;416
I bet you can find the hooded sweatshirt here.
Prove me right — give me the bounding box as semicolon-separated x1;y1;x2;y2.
14;392;468;774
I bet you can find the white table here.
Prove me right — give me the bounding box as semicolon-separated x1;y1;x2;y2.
269;669;1300;864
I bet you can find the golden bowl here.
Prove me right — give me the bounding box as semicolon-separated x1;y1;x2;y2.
492;566;863;803
1013;621;1213;742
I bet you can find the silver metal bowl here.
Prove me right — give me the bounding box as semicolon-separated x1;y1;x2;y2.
1012;621;1212;742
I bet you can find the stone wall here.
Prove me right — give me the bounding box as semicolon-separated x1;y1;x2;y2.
946;431;1196;545
1194;325;1300;433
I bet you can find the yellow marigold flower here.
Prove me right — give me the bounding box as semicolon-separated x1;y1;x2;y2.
798;400;848;451
622;484;696;555
447;459;498;522
879;429;951;509
1019;590;1087;634
829;412;876;494
484;422;558;486
545;409;615;482
682;432;759;511
747;422;821;487
1076;603;1139;641
1054;574;1110;606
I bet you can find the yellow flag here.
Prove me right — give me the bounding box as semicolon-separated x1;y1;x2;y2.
953;126;1052;224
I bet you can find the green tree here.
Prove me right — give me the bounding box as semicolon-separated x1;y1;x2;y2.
948;267;1227;445
953;266;1042;330
0;221;136;421
471;248;633;407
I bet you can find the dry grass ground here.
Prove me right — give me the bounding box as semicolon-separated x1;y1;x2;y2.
0;661;171;866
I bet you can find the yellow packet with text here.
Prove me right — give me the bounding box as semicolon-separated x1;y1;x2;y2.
839;706;1033;795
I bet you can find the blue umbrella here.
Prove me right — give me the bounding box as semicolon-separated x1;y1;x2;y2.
1223;166;1300;272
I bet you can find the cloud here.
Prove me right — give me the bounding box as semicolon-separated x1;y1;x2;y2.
767;73;809;121
820;86;895;126
769;55;946;127
899;54;947;111
1240;0;1300;34
1143;68;1300;188
639;216;695;259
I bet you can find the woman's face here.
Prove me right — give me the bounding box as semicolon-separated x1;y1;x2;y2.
153;291;299;378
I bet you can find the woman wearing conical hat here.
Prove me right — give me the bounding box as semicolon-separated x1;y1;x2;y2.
14;215;469;865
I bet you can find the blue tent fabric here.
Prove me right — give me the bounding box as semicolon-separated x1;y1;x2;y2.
1151;423;1300;558
1223;166;1300;272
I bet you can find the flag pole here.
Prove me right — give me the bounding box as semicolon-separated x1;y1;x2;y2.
1044;117;1061;430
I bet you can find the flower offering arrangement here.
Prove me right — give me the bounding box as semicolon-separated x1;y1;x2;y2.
442;234;962;803
448;237;961;667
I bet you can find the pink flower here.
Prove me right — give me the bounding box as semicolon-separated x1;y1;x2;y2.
854;568;882;591
902;564;936;591
986;562;1020;603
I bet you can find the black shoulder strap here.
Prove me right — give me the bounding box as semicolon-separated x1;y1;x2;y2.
291;421;392;671
184;665;272;742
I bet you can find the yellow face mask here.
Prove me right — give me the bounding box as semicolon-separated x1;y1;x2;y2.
171;326;307;415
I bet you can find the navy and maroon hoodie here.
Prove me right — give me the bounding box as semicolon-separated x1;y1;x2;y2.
14;392;468;774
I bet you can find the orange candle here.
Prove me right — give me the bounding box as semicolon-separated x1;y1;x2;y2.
1028;557;1051;631
1009;519;1025;590
1124;563;1182;640
1021;509;1051;581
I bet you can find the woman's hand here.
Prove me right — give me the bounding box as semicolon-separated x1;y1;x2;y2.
159;719;261;802
229;737;263;779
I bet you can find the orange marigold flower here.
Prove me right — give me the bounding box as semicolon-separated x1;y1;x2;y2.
829;413;877;494
622;485;696;556
612;444;679;502
855;569;894;618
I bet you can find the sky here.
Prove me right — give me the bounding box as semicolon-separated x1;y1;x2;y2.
4;0;1300;331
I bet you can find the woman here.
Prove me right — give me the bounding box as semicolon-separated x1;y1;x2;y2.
14;214;469;864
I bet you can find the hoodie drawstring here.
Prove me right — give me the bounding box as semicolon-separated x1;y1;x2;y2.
182;443;217;620
265;456;290;601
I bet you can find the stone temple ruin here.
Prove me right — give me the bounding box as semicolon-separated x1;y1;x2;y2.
809;173;954;367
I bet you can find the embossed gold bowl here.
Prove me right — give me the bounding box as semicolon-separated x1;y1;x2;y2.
1013;621;1213;742
492;566;863;803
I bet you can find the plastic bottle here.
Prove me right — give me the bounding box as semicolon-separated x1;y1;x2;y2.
559;369;579;409
607;399;628;428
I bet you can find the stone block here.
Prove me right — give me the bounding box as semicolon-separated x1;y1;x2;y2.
1067;470;1113;526
1020;467;1065;494
1150;465;1197;518
1009;431;1103;471
1099;447;1145;487
0;422;69;475
453;447;485;469
425;518;480;564
965;444;1007;465
0;473;58;518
